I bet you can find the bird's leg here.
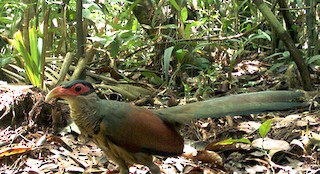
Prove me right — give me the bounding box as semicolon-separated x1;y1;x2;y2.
104;151;129;174
115;160;129;174
146;162;161;174
118;167;129;174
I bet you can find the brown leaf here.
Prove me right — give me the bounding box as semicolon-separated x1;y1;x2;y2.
134;95;154;106
183;149;223;166
0;146;32;158
195;150;223;166
47;135;73;152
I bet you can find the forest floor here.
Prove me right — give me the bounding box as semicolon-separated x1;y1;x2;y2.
0;56;320;173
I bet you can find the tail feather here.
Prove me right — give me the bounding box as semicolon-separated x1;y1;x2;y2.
154;90;309;123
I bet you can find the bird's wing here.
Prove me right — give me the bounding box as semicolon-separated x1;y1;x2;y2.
97;100;184;156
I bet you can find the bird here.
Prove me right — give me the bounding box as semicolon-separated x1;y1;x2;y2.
45;80;311;174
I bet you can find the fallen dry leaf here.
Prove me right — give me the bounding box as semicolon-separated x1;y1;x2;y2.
0;146;32;158
252;137;290;151
237;121;261;134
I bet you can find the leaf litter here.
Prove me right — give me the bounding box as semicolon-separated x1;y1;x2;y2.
0;59;320;173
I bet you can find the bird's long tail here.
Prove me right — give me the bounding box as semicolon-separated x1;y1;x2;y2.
154;90;314;123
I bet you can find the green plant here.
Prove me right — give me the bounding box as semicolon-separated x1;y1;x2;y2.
11;19;43;88
259;119;273;138
215;137;251;145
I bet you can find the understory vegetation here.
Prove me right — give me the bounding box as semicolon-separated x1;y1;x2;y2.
0;0;319;173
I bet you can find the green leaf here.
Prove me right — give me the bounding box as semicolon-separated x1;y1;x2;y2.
156;24;178;29
0;57;12;68
282;51;290;58
268;62;285;72
141;71;164;86
259;119;273;138
175;49;188;63
193;57;210;70
258;29;271;41
0;17;13;24
192;42;219;52
181;7;188;22
169;0;180;11
82;8;91;19
132;18;139;31
264;52;284;59
185;21;203;38
307;55;320;64
215;138;251;145
28;24;41;87
245;30;271;46
110;36;120;58
163;46;174;84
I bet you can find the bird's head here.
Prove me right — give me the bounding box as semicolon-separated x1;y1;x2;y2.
45;80;95;102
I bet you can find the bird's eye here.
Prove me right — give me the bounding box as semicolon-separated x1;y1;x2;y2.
75;86;82;92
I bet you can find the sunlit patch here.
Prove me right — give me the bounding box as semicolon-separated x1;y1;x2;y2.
232;60;262;77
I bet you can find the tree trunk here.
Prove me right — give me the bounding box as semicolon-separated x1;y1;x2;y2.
253;0;313;90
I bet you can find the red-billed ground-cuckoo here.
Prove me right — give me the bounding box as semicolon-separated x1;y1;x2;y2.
45;80;311;174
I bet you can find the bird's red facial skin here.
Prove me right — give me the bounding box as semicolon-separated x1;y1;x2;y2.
46;83;92;100
68;83;92;96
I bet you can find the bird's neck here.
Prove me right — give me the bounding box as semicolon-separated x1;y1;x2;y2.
66;93;101;134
